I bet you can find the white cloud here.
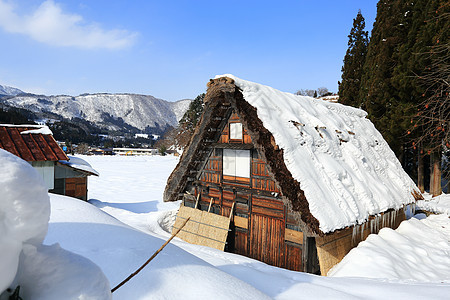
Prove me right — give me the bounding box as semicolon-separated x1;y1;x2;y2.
0;0;137;49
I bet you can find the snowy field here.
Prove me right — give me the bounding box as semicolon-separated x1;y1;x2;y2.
2;152;450;299
49;155;450;299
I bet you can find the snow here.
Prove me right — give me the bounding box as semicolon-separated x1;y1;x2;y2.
215;74;418;233
20;125;53;135
0;84;23;96
0;149;111;299
329;213;450;282
416;193;450;215
6;94;191;130
46;155;450;299
0;149;49;292
15;243;111;300
2;152;450;299
46;194;268;300
60;155;100;176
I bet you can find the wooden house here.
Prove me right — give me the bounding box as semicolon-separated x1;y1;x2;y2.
164;76;423;275
0;124;98;200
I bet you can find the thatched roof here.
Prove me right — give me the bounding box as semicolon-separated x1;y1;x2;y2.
164;75;421;235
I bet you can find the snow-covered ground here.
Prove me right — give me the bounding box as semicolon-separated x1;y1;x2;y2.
49;155;450;299
2;153;450;299
416;193;450;215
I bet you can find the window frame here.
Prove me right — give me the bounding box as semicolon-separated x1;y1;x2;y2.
229;122;243;141
223;149;250;184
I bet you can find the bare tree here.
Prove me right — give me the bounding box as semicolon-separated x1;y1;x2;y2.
296;89;316;97
317;87;329;97
413;42;450;195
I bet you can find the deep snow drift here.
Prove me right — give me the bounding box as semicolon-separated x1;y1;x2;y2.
329;213;450;281
0;149;50;293
0;149;111;299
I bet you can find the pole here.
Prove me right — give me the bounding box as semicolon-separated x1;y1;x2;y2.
111;217;191;293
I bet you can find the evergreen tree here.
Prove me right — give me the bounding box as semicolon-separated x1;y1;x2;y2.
178;93;205;131
159;93;205;149
338;10;369;107
359;0;417;158
359;0;448;193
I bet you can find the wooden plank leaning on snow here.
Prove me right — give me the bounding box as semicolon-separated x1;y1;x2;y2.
173;205;232;251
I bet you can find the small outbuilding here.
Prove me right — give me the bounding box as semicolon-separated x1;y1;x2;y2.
164;76;422;275
0;124;98;200
54;156;99;201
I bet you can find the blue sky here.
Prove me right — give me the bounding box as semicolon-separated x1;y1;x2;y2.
0;0;378;101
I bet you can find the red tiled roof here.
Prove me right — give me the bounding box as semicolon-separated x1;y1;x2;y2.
0;125;68;162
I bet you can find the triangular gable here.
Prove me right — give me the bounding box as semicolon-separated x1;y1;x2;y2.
164;77;317;234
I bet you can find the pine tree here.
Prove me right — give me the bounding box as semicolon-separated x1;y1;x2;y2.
338;10;369;107
359;0;448;193
359;0;417;158
159;93;205;149
178;93;205;131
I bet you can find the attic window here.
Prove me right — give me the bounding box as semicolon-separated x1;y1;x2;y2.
223;149;250;182
229;123;243;140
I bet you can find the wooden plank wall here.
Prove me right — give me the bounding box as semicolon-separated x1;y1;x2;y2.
65;177;87;200
218;112;252;144
250;215;285;267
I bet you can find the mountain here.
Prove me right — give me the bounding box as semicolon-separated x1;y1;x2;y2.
0;84;24;96
1;92;192;132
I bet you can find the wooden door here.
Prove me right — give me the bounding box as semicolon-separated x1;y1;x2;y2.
249;214;285;268
65;177;87;200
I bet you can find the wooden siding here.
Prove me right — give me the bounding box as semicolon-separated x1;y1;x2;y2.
219;112;252;144
191;110;304;272
285;243;302;271
250;215;285;268
65;177;87;201
235;228;248;256
252;157;280;193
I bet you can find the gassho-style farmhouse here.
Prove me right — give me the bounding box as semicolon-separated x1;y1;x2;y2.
165;75;423;275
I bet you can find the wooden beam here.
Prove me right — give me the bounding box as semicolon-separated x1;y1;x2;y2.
234;215;248;229
208;198;213;212
285;228;303;244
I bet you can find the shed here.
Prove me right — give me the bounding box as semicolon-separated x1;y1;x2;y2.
0;124;98;200
164;76;423;275
54;156;99;201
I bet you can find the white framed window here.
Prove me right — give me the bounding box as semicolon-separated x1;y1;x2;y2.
229;122;243;140
223;149;250;179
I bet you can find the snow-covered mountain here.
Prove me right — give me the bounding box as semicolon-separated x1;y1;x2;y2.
2;92;191;131
0;84;24;96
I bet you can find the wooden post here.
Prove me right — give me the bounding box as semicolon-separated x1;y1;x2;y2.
418;147;425;193
195;193;200;209
208;198;213;212
229;202;235;221
111;217;191;293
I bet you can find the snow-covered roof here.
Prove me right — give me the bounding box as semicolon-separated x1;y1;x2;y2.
59;156;99;176
216;75;419;233
0;124;68;162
